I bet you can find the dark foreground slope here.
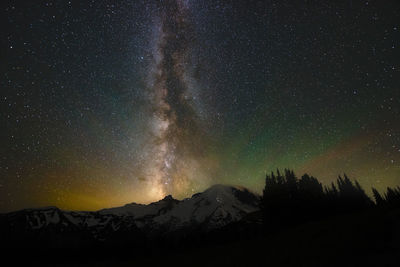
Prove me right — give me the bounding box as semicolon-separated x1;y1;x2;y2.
61;208;398;267
3;207;398;266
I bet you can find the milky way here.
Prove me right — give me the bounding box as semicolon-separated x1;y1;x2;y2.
142;0;208;199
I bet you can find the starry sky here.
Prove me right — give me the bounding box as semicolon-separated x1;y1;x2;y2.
1;0;399;212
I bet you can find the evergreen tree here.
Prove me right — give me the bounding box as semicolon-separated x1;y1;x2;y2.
372;188;385;206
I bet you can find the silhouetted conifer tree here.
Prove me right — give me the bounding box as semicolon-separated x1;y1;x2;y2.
372;188;385;206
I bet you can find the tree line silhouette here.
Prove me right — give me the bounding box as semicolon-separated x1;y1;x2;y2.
261;169;400;227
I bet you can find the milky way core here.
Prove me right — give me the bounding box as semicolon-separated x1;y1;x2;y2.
142;0;207;199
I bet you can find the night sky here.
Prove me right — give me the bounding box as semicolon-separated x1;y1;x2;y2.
1;0;399;212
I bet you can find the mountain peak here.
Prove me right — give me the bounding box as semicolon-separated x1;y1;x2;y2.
161;194;175;201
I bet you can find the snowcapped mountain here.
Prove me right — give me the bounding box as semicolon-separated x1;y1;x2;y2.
100;184;260;231
0;185;260;247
